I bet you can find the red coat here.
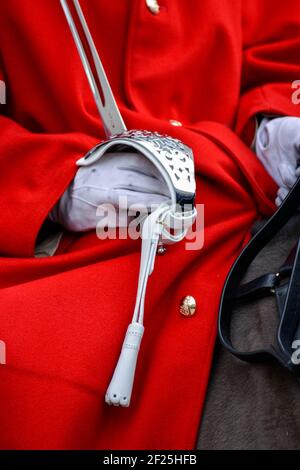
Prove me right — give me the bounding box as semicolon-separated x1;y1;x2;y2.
0;0;299;450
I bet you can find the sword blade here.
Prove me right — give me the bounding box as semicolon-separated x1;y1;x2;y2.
60;0;127;137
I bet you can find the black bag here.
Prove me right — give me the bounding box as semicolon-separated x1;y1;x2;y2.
219;177;300;376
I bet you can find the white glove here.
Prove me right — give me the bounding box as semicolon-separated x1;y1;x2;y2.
255;117;300;206
50;151;171;232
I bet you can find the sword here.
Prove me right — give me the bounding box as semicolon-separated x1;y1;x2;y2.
60;0;197;408
60;0;127;137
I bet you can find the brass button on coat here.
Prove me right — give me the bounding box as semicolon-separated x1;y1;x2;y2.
146;0;160;15
180;296;196;317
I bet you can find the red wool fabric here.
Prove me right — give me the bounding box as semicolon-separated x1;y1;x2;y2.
0;0;299;450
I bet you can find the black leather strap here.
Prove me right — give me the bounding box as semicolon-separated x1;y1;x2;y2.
277;238;300;372
237;273;280;303
218;176;300;373
276;284;289;317
236;247;294;305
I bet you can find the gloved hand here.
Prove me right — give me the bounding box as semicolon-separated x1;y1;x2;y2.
50;151;171;232
255;117;300;206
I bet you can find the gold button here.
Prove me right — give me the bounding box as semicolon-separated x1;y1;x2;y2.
180;296;196;317
169;119;183;127
146;0;160;14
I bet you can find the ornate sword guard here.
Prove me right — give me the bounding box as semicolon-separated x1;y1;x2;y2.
77;130;196;217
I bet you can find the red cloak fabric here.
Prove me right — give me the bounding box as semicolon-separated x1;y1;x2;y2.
0;0;299;450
